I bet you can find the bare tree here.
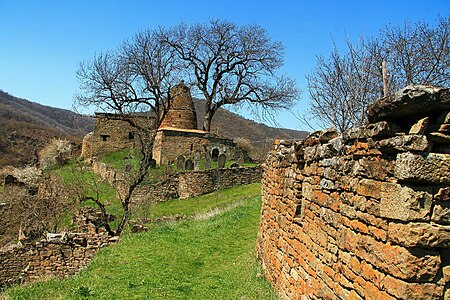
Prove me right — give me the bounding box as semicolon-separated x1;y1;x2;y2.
382;16;450;89
306;16;450;132
75;29;181;236
162;19;299;131
306;37;381;132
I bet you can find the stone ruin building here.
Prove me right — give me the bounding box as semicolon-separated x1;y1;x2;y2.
81;82;241;165
256;85;450;299
81;113;155;158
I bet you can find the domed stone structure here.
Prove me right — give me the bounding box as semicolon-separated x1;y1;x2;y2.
81;81;241;166
159;82;198;130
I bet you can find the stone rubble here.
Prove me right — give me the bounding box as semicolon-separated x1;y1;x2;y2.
0;208;111;289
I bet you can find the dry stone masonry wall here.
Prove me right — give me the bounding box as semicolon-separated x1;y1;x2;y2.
92;160;261;205
256;86;450;300
0;209;112;289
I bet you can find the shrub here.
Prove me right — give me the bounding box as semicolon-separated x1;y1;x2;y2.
39;138;72;169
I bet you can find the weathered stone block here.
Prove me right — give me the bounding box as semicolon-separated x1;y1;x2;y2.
409;117;429;134
375;135;431;153
318;128;338;143
339;228;441;281
301;182;314;201
357;179;381;200
352;157;393;180
380;183;432;221
303;145;317;162
431;201;450;224
367;85;450;122
388;222;450;248
320;178;335;190
432;187;450;224
395;152;450;184
383;275;444;300
345;121;401;140
329;136;344;153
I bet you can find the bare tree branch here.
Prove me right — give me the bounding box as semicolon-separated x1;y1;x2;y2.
161;19;300;131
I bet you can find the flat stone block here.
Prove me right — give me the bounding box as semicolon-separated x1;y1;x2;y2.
395;152;450;184
388;222;450;248
357;179;381;200
380;182;432;221
409;117;429;134
376;135;430;153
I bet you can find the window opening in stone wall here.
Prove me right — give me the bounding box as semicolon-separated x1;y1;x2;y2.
100;134;110;142
128;132;134;140
212;148;219;162
293;200;304;224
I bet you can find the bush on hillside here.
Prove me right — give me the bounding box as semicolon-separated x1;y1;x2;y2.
39;138;72;169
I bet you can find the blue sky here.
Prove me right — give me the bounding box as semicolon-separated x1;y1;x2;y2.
0;0;448;131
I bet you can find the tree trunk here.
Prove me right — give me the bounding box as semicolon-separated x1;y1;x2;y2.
203;110;214;132
382;60;389;97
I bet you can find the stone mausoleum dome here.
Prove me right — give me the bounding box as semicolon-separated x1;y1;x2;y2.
159;82;198;130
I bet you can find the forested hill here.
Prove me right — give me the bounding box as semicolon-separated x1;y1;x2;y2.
0;91;93;136
193;99;308;143
0;90;308;168
0;91;93;167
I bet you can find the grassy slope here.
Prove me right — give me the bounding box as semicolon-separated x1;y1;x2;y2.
52;161;122;230
4;184;276;300
147;183;261;220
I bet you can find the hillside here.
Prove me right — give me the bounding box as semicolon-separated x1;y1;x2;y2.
0;90;308;168
194;99;308;142
0;91;93;167
4;184;276;299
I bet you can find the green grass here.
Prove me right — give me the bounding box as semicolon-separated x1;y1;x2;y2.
4;184;276;300
138;183;261;221
99;148;142;171
99;149;167;185
51;161;122;230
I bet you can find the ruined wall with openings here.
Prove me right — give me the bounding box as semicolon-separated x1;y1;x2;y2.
152;128;239;165
92;160;261;205
256;86;450;300
0;208;113;289
81;113;156;158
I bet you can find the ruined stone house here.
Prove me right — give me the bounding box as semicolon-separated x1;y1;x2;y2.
81;82;241;164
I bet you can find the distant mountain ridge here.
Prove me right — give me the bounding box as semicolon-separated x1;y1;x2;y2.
0;90;308;168
0;91;93;136
193;99;308;142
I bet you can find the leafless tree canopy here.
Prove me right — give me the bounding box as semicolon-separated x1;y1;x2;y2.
75;20;299;235
161;19;299;131
307;16;450;132
75;29;181;236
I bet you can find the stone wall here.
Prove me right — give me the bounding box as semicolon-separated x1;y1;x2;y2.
152;128;239;166
0;209;112;289
92;160;261;205
177;167;262;199
81;113;155;158
256;86;450;299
